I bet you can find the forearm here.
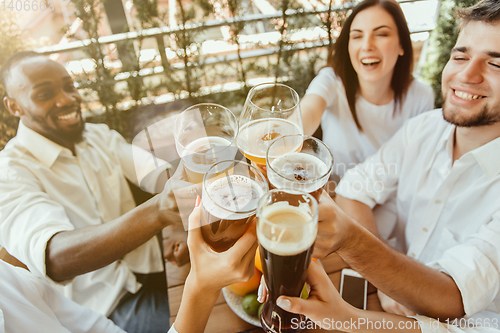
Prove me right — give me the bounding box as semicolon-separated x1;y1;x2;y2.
174;275;220;333
335;195;380;238
46;196;166;281
339;223;464;319
300;95;326;136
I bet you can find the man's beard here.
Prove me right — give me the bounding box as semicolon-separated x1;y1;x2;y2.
442;97;500;127
33;114;86;145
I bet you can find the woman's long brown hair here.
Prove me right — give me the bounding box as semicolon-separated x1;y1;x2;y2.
327;0;414;130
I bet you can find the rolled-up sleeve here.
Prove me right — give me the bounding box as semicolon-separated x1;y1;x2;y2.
335;120;409;207
427;211;500;317
0;165;74;279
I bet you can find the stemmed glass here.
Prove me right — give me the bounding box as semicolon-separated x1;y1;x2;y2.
174;103;239;183
237;83;303;166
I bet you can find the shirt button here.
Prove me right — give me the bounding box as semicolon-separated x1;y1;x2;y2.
440;169;449;175
435;199;442;204
423;227;428;232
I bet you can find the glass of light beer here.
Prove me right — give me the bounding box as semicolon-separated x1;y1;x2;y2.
266;134;333;201
174;103;239;183
237;83;303;166
201;159;268;252
257;189;318;333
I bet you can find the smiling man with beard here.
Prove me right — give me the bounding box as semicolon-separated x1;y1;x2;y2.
287;0;500;331
0;52;189;333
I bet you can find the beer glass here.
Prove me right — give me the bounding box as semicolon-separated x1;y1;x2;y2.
257;189;318;333
266;135;333;201
237;83;303;166
174;103;239;183
201;159;268;252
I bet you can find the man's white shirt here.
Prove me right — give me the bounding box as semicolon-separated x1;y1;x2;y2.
0;260;125;333
336;110;500;330
0;121;167;316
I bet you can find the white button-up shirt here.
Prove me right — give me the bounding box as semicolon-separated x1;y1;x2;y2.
0;260;125;333
336;110;500;328
0;122;167;316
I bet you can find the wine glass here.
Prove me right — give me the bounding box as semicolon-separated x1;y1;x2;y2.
237;83;303;166
174;103;239;183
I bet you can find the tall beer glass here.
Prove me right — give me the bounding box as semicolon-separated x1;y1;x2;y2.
237;83;303;166
257;189;318;333
202;160;268;252
174;103;239;183
266;135;333;201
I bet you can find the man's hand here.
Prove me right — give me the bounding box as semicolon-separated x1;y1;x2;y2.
378;290;416;316
313;191;356;259
163;224;189;266
157;162;201;228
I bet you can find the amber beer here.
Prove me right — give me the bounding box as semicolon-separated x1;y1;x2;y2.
266;135;334;201
201;160;268;252
257;190;318;333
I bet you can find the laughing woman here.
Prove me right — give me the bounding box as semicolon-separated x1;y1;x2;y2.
301;0;434;240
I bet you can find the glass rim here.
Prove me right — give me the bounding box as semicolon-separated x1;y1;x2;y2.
173;103;239;152
266;134;334;184
247;83;300;115
257;189;319;229
202;159;269;215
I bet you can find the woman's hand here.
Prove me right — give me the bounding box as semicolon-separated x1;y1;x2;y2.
185;199;259;295
274;261;358;329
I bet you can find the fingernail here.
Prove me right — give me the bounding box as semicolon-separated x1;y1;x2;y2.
257;284;263;302
277;298;291;310
195;195;201;207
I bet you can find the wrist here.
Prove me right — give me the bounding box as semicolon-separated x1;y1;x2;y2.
185;273;221;301
337;218;365;255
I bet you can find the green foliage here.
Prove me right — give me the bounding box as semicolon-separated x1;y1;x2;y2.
0;11;26;150
421;0;480;107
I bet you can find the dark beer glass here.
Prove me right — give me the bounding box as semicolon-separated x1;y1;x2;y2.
201;160;268;252
266;135;333;201
257;189;318;333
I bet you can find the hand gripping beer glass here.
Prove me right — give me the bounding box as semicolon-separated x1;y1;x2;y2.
237;83;303;166
174;103;239;183
257;189;318;333
201;160;268;252
266;135;334;201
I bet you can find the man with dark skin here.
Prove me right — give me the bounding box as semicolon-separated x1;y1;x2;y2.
0;52;192;332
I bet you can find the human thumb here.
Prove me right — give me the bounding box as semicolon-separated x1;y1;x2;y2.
276;296;310;315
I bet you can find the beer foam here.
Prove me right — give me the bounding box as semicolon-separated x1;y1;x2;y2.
203;175;264;220
268;152;328;193
257;202;317;256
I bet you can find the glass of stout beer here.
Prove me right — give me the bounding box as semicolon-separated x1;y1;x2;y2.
201;159;268;252
174;103;239;183
266;135;333;201
257;189;318;333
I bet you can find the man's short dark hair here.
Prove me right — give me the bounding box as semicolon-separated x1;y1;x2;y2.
456;0;500;28
0;51;42;97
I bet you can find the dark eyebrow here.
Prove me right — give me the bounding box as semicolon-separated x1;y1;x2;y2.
452;46;467;53
350;25;392;33
373;25;391;31
33;81;52;89
452;46;500;58
33;75;72;89
488;51;500;58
